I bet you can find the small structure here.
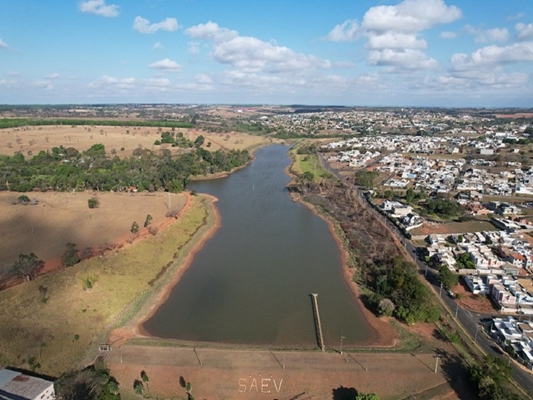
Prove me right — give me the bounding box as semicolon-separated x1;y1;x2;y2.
0;368;55;400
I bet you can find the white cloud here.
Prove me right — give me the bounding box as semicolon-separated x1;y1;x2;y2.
328;0;461;70
88;75;137;89
507;13;526;21
133;16;178;34
195;74;212;84
361;0;461;34
148;58;182;71
326;20;360;42
366;32;427;49
78;0;119;17
152;41;163;50
0;79;17;88
475;28;509;43
188;42;200;54
33;81;54;90
440;31;457;39
516;23;533;41
437;69;528;89
46;73;60;79
0;38;9;49
185;22;330;74
453;42;533;68
145;78;172;91
185;21;238;42
212;36;330;73
368;49;438;69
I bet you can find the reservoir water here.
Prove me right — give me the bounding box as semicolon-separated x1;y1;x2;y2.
143;144;374;346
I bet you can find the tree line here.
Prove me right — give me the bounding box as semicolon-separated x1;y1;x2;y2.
0;143;251;193
0;118;193;129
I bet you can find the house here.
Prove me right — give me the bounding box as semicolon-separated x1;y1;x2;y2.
0;368;55;400
464;275;490;294
392;204;413;217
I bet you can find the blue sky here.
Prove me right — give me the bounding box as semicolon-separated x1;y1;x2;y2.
1;0;532;107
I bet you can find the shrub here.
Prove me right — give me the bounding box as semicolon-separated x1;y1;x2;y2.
88;197;99;209
62;242;81;267
17;195;30;204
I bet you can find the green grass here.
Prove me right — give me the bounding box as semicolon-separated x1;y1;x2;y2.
289;143;332;183
0;195;213;376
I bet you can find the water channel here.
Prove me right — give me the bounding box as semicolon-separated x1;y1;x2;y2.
143;144;374;346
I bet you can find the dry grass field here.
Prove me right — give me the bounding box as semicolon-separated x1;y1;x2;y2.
0;194;214;376
0;125;270;157
0;191;186;267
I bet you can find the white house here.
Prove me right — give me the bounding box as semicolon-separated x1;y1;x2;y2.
0;368;55;400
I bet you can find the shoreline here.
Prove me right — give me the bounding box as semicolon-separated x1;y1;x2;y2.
284;164;398;348
107;193;221;343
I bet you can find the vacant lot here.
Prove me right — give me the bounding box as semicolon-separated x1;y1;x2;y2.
0;125;270;157
410;220;498;236
0;191;186;267
0;194;214;376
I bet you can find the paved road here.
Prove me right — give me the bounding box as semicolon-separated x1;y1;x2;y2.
318;153;533;396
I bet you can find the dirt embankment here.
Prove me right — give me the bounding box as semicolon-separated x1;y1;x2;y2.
285;167;399;347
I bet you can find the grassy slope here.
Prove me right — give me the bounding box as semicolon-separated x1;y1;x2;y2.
0;195;212;376
290;142;330;183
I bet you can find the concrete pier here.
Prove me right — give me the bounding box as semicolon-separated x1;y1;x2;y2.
310;293;325;352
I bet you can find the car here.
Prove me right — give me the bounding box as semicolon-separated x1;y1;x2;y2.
447;290;455;298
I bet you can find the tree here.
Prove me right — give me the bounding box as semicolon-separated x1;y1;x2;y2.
194;135;205;148
439;265;459;289
62;242;81;267
140;370;149;392
143;214;153;228
354;170;379;189
133;379;144;397
131;221;139;235
53;358;120;400
13;253;43;281
470;355;516;400
377;298;395;317
299;171;315;192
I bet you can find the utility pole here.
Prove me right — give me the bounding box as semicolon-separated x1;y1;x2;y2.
439;282;443;298
340;333;345;355
434;356;440;373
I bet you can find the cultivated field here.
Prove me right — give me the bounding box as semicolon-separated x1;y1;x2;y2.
0;191;185;267
0;194;214;376
0;125;270;157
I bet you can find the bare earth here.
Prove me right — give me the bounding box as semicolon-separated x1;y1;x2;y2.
0;191;186;267
107;345;459;400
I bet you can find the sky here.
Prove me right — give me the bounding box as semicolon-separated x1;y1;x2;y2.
0;0;532;107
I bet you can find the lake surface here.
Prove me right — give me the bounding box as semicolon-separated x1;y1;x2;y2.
143;144;374;346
